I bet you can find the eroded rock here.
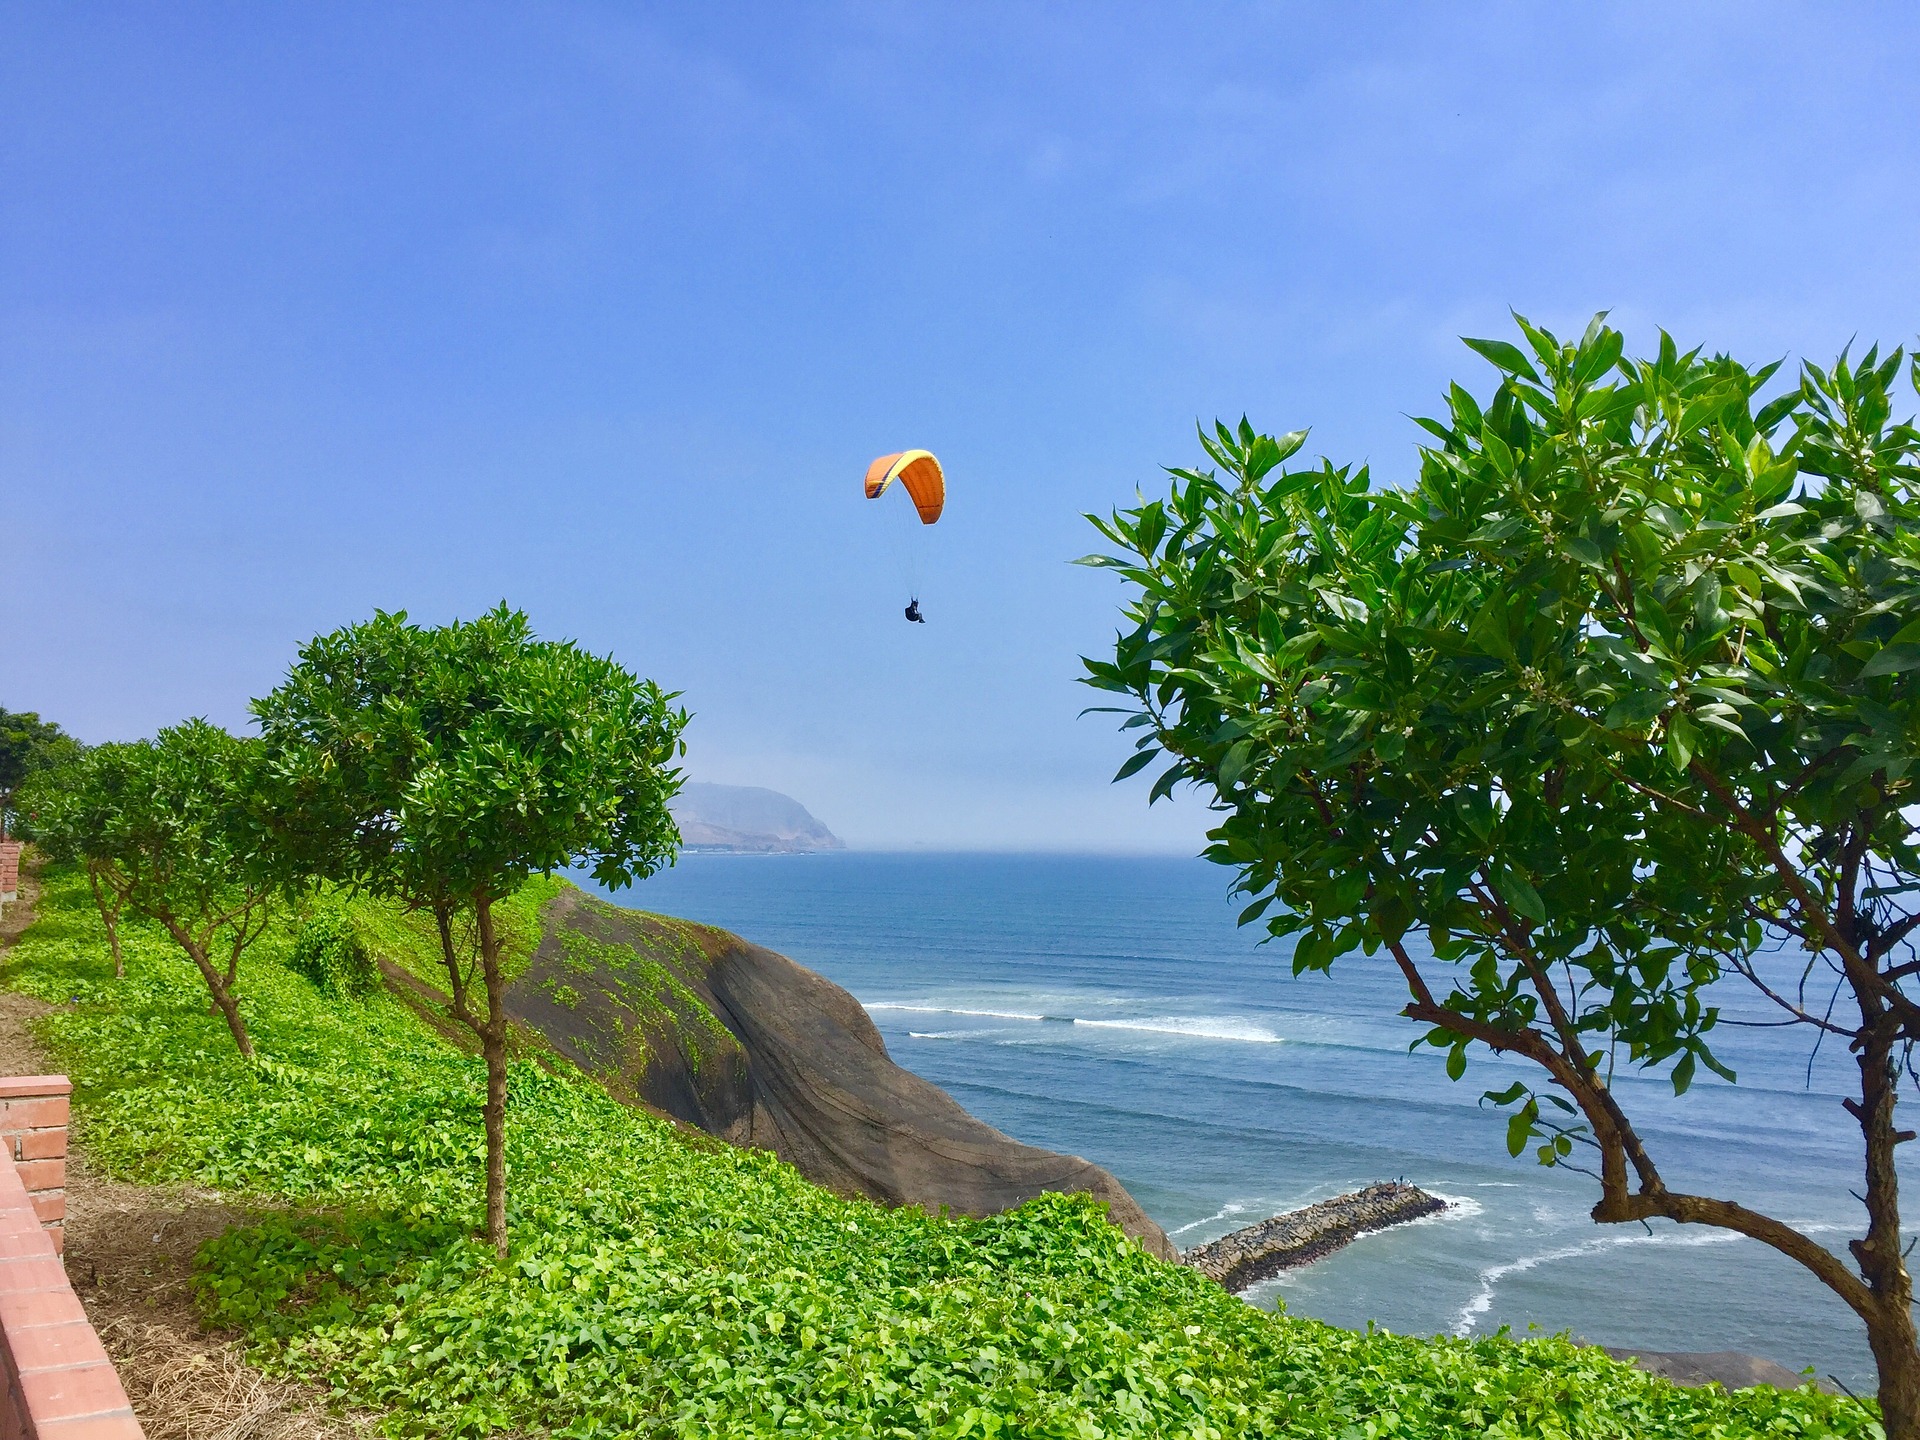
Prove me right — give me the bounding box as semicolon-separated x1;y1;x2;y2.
507;888;1177;1260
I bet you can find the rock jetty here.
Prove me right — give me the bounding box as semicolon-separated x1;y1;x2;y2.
1182;1182;1448;1291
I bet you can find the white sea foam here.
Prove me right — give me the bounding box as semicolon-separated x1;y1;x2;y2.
1452;1230;1742;1336
1419;1191;1485;1223
1074;1016;1282;1044
866;1002;1281;1044
1169;1201;1252;1238
867;1003;1049;1023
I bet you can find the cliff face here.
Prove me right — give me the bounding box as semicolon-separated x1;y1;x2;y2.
507;888;1175;1260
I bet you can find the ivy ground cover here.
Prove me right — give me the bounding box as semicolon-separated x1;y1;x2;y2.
5;866;1874;1438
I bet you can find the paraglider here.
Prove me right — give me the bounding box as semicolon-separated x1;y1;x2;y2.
863;450;944;523
865;450;944;621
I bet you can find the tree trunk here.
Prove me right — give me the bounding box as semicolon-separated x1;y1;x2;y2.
476;895;509;1259
205;971;253;1058
162;917;254;1058
1855;1018;1920;1438
85;866;123;979
1867;1308;1920;1440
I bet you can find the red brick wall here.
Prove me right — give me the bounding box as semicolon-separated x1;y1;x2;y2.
0;1077;141;1439
0;845;19;906
0;1082;66;1257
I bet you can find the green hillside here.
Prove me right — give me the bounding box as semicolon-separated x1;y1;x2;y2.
4;864;1869;1438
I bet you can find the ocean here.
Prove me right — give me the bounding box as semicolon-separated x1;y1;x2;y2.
610;851;1884;1390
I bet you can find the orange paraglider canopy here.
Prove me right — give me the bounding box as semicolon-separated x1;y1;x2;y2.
864;450;945;524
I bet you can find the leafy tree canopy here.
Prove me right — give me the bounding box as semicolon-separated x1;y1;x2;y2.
24;721;271;1051
1084;315;1920;1430
251;603;690;1254
0;708;82;833
253;605;689;906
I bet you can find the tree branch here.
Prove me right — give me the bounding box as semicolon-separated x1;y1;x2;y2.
1725;952;1858;1037
1689;760;1920;1037
1609;1189;1874;1317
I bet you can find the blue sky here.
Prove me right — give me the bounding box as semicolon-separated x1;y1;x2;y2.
4;3;1917;849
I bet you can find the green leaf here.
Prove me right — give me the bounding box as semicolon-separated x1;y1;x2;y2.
1497;870;1547;925
1467;514;1524;544
1666;709;1698;773
1571;324;1624;386
1147;765;1183;805
1468;602;1518;664
1463;336;1543;383
1671;1051;1697;1096
1482;431;1516;478
1243;434;1284;483
1859;644;1920;679
1603;690;1667;731
1754;390;1801;433
1216;741;1254;789
1505;1108;1533;1158
1562;537;1605;568
1691;575;1724;633
1134;504;1167;557
1112;750;1157;782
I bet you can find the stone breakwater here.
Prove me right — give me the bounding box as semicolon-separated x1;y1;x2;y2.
1182;1182;1449;1292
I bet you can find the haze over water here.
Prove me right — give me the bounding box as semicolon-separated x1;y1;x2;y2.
618;851;1883;1390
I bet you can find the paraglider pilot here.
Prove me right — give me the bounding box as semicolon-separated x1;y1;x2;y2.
865;452;944;627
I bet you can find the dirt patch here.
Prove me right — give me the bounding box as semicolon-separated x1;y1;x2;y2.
63;1151;376;1440
0;859;374;1438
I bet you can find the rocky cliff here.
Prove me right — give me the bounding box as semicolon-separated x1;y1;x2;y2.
669;783;844;853
505;887;1175;1260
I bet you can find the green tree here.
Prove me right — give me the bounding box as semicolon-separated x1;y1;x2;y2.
18;748;130;977
1083;317;1920;1431
0;709;82;839
252;605;688;1256
24;723;272;1051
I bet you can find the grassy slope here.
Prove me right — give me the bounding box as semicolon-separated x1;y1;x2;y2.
3;865;1872;1439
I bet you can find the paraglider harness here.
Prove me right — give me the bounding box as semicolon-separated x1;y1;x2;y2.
903;598;925;624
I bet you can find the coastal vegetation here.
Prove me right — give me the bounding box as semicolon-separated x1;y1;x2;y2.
0;707;81;837
249;604;690;1256
1084;317;1920;1432
5;583;1891;1432
24;719;275;1052
5;860;1870;1437
18;604;689;1260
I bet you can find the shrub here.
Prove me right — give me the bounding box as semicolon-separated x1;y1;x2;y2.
287;909;378;997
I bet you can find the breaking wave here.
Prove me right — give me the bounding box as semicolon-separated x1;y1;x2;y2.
866;1001;1281;1044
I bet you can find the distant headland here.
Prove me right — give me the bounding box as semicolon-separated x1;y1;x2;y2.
669;782;844;853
